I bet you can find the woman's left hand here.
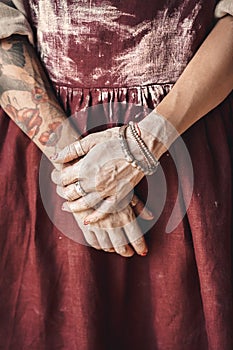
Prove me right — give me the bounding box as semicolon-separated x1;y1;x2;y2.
51;127;146;223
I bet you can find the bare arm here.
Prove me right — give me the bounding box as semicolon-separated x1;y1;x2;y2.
144;15;233;157
0;34;153;257
0;35;78;159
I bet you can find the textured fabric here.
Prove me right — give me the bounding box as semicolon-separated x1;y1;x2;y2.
0;0;33;43
7;0;230;88
0;0;232;49
0;0;232;85
0;1;233;350
215;0;233;17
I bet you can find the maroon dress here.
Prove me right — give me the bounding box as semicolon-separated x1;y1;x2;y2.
0;1;232;349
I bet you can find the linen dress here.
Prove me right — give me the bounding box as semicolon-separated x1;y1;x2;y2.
0;0;233;349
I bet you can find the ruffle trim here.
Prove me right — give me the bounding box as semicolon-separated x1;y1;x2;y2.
55;83;174;114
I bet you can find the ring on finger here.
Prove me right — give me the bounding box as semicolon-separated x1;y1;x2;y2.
74;140;85;157
75;180;87;197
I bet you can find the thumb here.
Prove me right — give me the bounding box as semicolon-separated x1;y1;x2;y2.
50;128;117;163
130;195;154;221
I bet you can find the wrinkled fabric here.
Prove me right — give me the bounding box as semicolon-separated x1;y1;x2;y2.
1;0;233;47
21;0;226;87
0;0;33;43
0;0;232;86
215;0;233;17
0;1;233;350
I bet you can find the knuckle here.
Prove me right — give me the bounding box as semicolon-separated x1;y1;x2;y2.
70;143;77;157
75;197;83;209
56;185;60;195
81;137;90;150
51;169;58;183
56;185;64;198
68;201;75;212
60;173;67;186
61;145;69;159
66;144;72;156
80;198;89;210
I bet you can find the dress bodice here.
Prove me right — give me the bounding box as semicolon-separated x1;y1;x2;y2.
23;0;217;88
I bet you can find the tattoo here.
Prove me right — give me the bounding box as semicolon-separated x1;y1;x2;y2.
0;77;31;97
5;104;42;139
0;40;25;67
31;86;49;105
39;122;63;146
0;35;68;152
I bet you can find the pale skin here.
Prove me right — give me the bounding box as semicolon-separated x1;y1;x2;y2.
52;15;233;223
0;35;153;258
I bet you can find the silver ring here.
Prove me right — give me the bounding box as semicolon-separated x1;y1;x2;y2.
74;140;85;157
74;180;87;197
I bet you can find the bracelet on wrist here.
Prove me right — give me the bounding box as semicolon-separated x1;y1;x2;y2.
128;121;160;172
119;124;160;175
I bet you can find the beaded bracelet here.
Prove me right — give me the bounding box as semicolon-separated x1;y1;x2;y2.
128;121;160;173
119;125;159;175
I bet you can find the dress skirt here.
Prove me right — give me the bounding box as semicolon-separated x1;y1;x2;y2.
0;83;232;349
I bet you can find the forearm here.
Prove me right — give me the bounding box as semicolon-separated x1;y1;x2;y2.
0;35;78;159
141;15;233;158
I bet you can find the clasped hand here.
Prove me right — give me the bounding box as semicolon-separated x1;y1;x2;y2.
51;127;153;257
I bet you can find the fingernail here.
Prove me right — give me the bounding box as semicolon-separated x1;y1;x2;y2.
62;203;69;211
84;220;90;225
140;251;148;257
50;153;58;160
148;210;154;217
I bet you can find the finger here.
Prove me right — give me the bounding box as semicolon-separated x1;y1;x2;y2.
51;168;61;185
82;193;145;224
61;159;87;186
83;228;102;250
69;211;102;250
56;184;81;201
51;133;99;164
61;192;103;212
83;196;122;224
52;161;83;186
69;192;103;211
92;228;114;251
80;225;102;250
107;227;134;257
123;219;148;256
61;202;72;212
130;195;154;221
50;143;79;163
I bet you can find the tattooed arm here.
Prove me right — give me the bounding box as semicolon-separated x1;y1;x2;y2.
0;34;78;159
0;35;152;257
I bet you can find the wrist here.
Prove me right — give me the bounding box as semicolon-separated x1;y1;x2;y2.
39;117;80;162
138;127;167;159
138;109;179;158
